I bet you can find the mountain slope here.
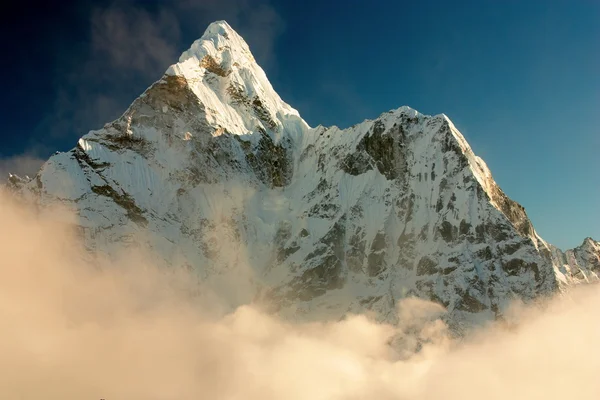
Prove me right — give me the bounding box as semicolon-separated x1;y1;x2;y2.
10;21;599;332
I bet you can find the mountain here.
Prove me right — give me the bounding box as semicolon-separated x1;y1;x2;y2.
8;21;599;333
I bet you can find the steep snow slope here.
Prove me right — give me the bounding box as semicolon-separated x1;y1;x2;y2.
10;21;599;332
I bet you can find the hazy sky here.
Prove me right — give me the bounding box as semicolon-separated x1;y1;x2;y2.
0;0;598;249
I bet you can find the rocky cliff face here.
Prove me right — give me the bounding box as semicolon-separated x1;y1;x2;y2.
9;21;599;333
551;238;600;285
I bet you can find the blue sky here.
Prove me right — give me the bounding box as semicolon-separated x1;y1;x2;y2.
0;0;598;249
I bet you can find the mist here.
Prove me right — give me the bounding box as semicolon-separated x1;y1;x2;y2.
0;189;598;400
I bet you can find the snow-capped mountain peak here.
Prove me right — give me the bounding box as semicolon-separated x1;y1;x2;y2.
9;21;599;333
165;20;308;145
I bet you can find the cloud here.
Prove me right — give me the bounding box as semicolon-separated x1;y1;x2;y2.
0;153;45;178
1;188;599;399
90;5;181;79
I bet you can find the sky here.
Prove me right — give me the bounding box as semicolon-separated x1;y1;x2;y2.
0;0;598;249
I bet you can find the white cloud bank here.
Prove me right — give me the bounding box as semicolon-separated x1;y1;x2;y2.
0;189;598;399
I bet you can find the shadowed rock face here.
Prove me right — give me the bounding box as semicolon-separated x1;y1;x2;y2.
341;120;408;181
8;21;598;333
241;130;292;188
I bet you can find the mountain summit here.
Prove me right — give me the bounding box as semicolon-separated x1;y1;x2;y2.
10;21;599;332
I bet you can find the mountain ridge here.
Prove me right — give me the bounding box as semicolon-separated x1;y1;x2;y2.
6;20;599;333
